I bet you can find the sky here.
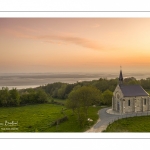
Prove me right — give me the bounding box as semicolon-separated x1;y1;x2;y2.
0;18;150;74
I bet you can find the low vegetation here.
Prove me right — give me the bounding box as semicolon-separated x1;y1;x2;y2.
0;103;101;132
103;116;150;132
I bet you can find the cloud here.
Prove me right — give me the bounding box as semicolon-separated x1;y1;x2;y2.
37;35;103;51
2;28;104;51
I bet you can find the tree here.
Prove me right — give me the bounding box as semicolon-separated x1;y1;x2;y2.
9;88;20;106
65;90;78;115
64;84;74;98
20;93;29;104
20;89;48;104
102;89;113;106
124;77;139;85
0;87;9;106
36;89;48;103
66;86;101;126
94;78;109;92
57;84;67;99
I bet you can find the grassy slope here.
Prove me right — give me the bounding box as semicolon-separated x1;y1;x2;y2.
104;116;150;132
103;89;150;132
0;103;101;132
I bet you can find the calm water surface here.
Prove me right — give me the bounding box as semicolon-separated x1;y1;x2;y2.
0;72;150;89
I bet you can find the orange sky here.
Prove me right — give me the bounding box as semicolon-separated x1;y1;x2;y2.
0;18;150;73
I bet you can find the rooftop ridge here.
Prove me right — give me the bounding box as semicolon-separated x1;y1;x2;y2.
119;84;149;97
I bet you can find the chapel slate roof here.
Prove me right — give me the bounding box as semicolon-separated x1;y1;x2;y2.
119;84;149;97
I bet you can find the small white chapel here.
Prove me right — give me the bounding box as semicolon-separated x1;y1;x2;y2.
112;68;149;113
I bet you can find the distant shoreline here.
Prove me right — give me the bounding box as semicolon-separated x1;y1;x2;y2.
0;72;150;90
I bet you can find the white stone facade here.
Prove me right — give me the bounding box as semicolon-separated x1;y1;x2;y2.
112;85;150;114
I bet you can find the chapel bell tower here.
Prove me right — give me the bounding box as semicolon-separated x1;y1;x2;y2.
119;66;123;85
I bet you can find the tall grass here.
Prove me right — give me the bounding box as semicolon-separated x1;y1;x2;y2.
0;103;101;132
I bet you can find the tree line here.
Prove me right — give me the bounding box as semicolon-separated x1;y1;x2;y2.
40;78;117;100
1;77;150;108
0;87;48;107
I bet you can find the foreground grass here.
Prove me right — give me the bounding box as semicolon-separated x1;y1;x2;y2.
0;103;101;132
104;116;150;132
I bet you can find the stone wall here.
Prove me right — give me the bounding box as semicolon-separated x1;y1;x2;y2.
113;94;150;113
123;96;150;113
123;97;134;113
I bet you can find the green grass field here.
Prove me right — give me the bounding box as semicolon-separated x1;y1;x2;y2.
0;103;101;132
53;98;66;104
104;116;150;132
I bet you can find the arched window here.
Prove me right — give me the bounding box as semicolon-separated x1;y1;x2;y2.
144;99;146;105
128;100;130;106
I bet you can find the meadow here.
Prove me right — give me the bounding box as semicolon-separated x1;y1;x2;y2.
0;103;101;132
104;116;150;132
